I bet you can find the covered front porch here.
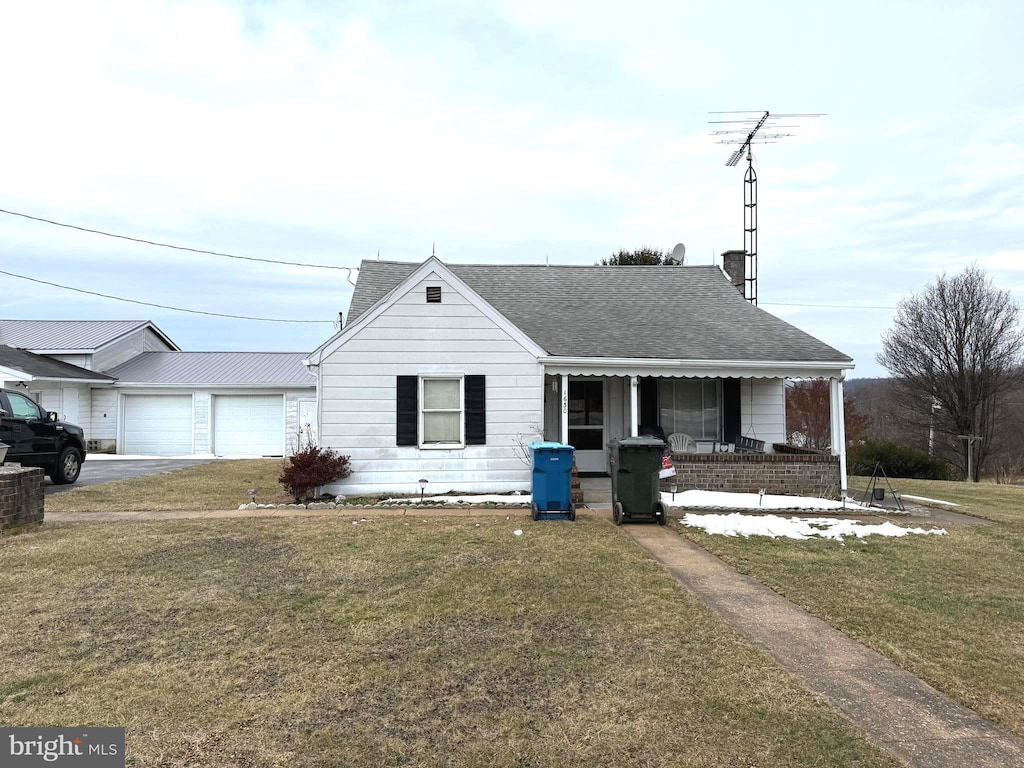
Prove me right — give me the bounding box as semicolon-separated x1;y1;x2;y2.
540;359;850;497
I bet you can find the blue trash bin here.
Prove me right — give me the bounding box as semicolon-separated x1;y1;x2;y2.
529;441;576;521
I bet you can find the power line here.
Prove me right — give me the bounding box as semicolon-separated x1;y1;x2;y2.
762;301;898;310
0;206;359;278
0;268;333;323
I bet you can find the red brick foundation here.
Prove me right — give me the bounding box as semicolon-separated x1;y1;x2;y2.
662;452;841;497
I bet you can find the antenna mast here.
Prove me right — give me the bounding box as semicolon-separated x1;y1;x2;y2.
709;110;823;305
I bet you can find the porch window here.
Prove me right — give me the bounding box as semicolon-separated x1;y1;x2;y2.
659;379;721;440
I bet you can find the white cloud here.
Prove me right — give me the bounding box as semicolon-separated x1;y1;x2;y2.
1;0;1023;370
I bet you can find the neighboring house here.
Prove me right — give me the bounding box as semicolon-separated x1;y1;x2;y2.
104;352;316;456
0;345;116;425
0;320;176;436
305;254;855;497
0;320;315;457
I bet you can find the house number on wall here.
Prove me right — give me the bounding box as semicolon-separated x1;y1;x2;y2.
561;389;568;414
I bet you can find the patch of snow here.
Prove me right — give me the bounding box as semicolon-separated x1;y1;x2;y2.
680;513;947;540
513;529;523;536
902;494;959;507
663;489;869;512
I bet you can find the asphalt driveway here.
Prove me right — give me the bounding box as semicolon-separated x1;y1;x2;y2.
43;458;216;496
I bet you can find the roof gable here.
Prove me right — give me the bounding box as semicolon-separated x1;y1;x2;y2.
308;257;547;365
346;259;852;365
0;320;179;352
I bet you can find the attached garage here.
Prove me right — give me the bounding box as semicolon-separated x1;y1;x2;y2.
213;394;284;456
106;351;315;457
122;394;193;455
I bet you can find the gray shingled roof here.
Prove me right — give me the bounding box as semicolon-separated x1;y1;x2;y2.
0;320;178;351
0;345;115;382
105;352;315;386
347;260;852;364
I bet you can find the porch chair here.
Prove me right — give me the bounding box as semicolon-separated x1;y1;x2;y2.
667;432;698;453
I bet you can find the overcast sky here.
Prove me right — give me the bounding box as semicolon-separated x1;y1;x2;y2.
3;1;1022;378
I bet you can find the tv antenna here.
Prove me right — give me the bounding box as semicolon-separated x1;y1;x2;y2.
709;110;824;305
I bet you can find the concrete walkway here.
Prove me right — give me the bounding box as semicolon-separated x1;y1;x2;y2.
625;523;1024;768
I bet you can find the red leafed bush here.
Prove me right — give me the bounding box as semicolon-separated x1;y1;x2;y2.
279;444;351;502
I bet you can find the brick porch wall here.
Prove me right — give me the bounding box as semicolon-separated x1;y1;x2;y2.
0;466;45;533
662;452;841;497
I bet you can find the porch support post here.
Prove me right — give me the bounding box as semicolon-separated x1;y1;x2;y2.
830;377;848;497
630;375;639;436
560;374;569;444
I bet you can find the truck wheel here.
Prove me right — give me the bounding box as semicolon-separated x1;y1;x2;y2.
613;502;624;526
50;447;82;485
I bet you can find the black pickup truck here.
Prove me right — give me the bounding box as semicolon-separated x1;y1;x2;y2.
0;387;86;484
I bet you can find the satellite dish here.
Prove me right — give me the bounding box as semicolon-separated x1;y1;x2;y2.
671;243;686;265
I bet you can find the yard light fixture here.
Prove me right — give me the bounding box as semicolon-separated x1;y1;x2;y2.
419;478;428;503
671;484;677;501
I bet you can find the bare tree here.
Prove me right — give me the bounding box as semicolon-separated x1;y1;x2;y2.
877;266;1024;480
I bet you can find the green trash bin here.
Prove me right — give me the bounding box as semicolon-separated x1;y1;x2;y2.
608;436;668;526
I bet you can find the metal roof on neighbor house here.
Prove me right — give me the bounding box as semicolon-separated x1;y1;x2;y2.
347;260;853;364
105;352;316;386
0;345;115;382
0;319;179;352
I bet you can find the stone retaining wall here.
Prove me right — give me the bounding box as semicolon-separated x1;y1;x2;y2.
663;452;841;497
0;466;45;533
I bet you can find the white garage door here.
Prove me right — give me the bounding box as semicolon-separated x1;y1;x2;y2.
213;395;284;457
122;395;193;455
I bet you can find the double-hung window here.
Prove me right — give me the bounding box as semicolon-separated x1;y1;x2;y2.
421;378;462;445
396;375;486;448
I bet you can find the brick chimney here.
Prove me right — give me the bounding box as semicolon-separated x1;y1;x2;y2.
721;250;746;296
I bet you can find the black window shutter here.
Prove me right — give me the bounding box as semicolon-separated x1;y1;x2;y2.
639;376;659;427
465;375;486;445
396;376;418;446
723;378;741;443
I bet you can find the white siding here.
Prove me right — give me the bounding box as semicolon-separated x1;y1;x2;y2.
89;388;118;447
48;354;91;370
92;328;146;373
143;328;172;352
8;384;93;438
319;272;543;495
740;378;786;451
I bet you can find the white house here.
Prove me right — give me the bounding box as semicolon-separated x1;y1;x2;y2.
306;255;855;497
0;320;316;457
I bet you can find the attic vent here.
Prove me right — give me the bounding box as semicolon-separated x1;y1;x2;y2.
426;286;442;303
